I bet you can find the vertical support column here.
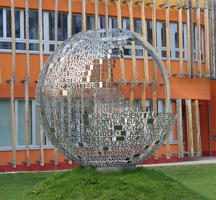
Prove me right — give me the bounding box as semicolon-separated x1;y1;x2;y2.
68;0;72;38
67;0;73;165
185;0;191;77
164;0;170;159
185;99;194;157
176;99;184;158
204;0;210;76
115;0;126;83
51;0;59;166
192;100;202;157
128;0;138;83
151;0;158;159
189;0;194;76
196;0;202;76
38;0;44;166
105;0;109;29
178;0;184;75
9;0;16;168
95;0;99;30
210;0;215;78
140;0;149;83
82;0;86;31
165;0;171;75
24;0;30;167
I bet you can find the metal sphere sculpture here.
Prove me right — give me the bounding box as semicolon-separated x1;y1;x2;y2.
36;29;175;168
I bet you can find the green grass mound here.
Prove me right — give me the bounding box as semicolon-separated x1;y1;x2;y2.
24;167;208;200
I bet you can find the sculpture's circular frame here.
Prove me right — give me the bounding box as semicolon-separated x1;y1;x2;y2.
36;29;175;168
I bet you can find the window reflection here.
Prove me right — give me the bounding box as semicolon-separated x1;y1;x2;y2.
6;9;20;38
29;10;38;39
0;9;3;37
72;15;82;35
49;12;68;41
87;15;95;30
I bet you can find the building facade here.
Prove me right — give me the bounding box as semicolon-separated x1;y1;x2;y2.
0;0;216;172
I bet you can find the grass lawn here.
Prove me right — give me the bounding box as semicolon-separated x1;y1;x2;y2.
0;172;48;200
157;164;216;200
0;164;215;200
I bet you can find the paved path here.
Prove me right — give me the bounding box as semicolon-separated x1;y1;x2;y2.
139;157;216;167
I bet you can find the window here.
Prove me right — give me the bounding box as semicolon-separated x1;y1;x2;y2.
158;100;175;143
0;8;2;37
134;19;142;34
72;15;82;35
87;15;94;30
0;100;12;147
157;21;187;60
15;100;32;146
99;16;105;29
29;10;38;40
48;12;68;41
0;99;52;150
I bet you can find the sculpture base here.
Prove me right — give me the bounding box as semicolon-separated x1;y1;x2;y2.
96;165;136;173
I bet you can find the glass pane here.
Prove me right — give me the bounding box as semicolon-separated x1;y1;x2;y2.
160;22;166;47
35;108;47;146
0;8;3;37
86;15;95;30
124;48;131;56
18;100;32;146
58;13;68;41
49;12;54;41
15;10;20;38
72;15;82;35
29;43;39;51
111;18;118;28
193;24;197;49
174;23;179;48
0;42;11;49
6;10;11;37
147;20;152;45
29;10;38;39
16;42;25;50
125;19;130;30
100;16;105;29
134;19;141;34
0;100;11;147
135;49;143;57
6;10;20;38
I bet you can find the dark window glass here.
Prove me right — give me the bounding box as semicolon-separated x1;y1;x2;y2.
72;15;82;35
16;42;25;50
160;22;166;47
29;43;39;51
174;23;179;48
100;16;105;29
6;10;20;38
125;19;130;30
111;18;118;28
6;10;11;37
135;49;143;57
29;10;38;39
87;15;95;30
193;24;197;49
147;20;152;45
58;13;68;40
0;42;11;49
134;19;141;34
49;12;68;41
0;9;3;37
